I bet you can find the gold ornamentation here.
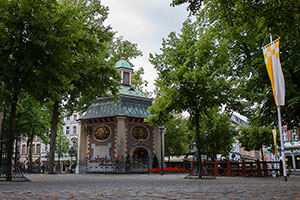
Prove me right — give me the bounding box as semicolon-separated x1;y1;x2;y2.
132;126;148;141
94;126;111;141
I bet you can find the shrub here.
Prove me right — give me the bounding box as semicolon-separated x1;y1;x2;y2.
152;154;159;168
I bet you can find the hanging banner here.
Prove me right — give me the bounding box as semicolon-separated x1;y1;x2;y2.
262;38;285;106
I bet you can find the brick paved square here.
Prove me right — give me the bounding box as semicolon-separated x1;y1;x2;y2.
0;174;299;199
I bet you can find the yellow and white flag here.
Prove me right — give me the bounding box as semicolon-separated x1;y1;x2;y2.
262;38;285;106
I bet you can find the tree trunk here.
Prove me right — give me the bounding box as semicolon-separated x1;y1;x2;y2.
261;147;264;161
195;109;203;178
14;132;19;167
6;95;18;181
49;100;60;174
28;135;34;172
0;101;7;168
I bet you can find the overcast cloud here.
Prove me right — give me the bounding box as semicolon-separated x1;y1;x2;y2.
101;0;188;93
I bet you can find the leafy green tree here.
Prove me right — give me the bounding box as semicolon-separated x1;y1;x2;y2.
152;154;159;168
108;36;142;66
201;1;299;128
238;107;274;161
15;95;51;171
131;67;150;96
164;116;190;160
55;129;70;173
29;0;120;174
148;18;234;177
198;107;237;160
0;0;120;177
108;37;150;96
170;0;204;14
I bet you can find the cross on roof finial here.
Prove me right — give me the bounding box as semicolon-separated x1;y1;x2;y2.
121;41;125;59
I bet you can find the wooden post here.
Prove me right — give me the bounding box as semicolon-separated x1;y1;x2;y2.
263;161;268;176
280;160;283;176
242;160;246;177
227;160;231;176
256;160;262;177
214;160;218;176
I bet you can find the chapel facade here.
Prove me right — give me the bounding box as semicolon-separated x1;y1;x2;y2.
77;59;161;173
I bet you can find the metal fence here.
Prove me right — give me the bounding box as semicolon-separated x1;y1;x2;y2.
87;157;149;174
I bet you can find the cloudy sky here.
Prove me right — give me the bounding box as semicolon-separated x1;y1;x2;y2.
101;0;189;93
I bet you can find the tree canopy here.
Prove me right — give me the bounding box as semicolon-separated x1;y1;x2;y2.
164;116;190;159
0;0;120;177
147;17;235;176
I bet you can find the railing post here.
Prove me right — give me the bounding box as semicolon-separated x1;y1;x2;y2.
214;160;218;176
242;160;246;177
263;161;268;176
256;159;262;177
227;160;231;176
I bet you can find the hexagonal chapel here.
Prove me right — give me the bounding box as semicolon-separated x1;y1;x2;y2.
77;59;161;173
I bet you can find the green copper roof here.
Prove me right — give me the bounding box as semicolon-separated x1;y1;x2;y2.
82;96;152;119
118;85;147;98
115;59;132;69
81;85;152;120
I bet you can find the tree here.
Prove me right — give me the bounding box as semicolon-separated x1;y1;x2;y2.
170;0;204;14
199;1;300;128
108;36;142;67
55;130;70;173
173;1;300;156
147;18;234;177
30;0;121;174
238;107;274;161
15;94;51;171
164;116;190;160
0;0;120;177
198;107;237;160
108;37;150;96
131;67;150;96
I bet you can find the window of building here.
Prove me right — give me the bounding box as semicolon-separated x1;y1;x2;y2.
73;126;77;135
123;72;130;85
22;145;26;155
73;114;77;120
36;144;41;154
32;145;35;155
66;116;70;120
66;126;70;134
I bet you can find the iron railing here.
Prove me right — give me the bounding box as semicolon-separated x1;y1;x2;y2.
86;157;149;174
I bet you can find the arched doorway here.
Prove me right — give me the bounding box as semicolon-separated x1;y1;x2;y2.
133;148;148;160
131;147;149;173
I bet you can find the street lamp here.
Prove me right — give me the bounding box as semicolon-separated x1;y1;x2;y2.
158;126;164;175
68;146;76;173
204;130;208;161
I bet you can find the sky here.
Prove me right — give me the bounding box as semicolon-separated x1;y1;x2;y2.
101;0;189;94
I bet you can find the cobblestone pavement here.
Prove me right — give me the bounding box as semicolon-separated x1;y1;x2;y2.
0;174;299;200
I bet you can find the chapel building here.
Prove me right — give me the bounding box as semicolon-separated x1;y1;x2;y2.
77;59;161;173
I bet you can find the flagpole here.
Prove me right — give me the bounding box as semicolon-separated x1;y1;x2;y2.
269;32;287;181
277;106;287;181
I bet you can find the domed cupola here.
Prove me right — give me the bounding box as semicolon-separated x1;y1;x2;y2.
115;59;133;86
